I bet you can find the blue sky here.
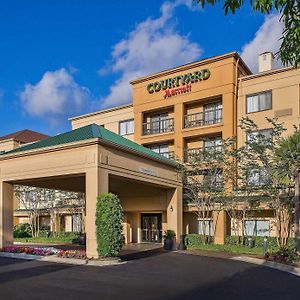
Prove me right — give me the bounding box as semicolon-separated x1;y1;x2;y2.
0;0;283;136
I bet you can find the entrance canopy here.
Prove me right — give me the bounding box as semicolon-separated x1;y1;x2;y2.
0;124;182;257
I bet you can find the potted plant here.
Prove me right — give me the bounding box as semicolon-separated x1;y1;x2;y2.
163;230;176;250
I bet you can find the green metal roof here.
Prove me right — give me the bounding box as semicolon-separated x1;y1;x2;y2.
1;124;176;166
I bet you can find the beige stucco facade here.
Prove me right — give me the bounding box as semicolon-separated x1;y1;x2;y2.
0;136;181;258
238;66;300;147
70;104;134;141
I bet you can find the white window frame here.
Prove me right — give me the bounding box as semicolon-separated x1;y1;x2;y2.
198;219;214;236
246;91;272;114
247;168;270;186
244;219;270;237
119;119;134;136
246;128;273;146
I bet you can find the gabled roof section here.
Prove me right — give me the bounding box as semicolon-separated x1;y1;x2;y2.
1;124;176;166
0;129;49;143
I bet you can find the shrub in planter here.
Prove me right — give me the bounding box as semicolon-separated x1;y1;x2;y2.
163;230;176;250
95;193;124;258
13;223;32;238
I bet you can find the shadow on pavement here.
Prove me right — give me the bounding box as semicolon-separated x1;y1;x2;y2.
0;258;75;285
120;246;167;261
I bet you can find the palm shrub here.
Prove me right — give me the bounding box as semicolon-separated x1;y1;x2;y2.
95;193;124;257
274;130;300;250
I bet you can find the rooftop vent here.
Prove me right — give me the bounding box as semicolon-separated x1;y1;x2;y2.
258;52;274;72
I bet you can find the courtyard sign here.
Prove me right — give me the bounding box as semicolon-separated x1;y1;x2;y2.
146;68;211;99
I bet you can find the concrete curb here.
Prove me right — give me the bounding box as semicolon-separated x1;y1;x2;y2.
0;252;126;267
231;256;300;277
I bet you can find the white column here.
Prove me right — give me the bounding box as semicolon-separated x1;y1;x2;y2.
85;168;109;258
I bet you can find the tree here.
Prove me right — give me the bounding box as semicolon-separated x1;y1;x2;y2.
178;137;236;244
197;0;300;67
14;185;44;238
95;193;124;257
274;130;300;250
236;117;293;247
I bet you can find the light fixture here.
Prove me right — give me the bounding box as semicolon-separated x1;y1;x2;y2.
170;205;174;212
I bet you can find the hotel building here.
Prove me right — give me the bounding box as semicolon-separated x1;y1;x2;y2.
0;51;299;257
71;51;300;244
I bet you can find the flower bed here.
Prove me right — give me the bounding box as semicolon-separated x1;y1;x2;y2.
57;250;87;259
1;246;59;256
265;247;300;265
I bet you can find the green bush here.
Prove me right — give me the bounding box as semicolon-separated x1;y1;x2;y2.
185;234;213;248
37;226;51;238
13;223;32;238
225;236;295;250
95;193;124;257
266;247;299;264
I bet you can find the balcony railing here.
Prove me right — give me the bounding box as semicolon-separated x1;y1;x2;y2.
142;118;174;135
184;146;222;163
184;109;222;129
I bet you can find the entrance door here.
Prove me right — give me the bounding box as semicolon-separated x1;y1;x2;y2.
141;213;162;243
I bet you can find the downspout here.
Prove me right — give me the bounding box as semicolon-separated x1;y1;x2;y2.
234;57;240;139
234;58;240;187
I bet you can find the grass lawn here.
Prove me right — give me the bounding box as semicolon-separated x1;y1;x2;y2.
14;236;76;244
187;243;272;256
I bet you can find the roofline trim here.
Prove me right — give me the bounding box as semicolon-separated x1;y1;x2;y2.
69;103;133;121
130;52;251;84
239;66;295;81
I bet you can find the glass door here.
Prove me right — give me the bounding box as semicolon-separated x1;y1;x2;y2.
141;213;162;243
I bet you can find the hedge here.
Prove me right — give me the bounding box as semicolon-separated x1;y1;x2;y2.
225;235;295;249
185;234;295;250
95;193;124;257
185;234;213;248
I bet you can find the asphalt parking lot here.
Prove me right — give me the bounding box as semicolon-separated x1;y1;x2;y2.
0;251;299;300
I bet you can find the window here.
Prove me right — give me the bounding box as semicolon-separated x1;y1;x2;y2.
244;220;270;237
203;169;223;189
247;129;273;146
119;119;134;136
246;91;272;113
150;113;169;133
247;168;270;186
203;137;222;152
203;101;222;124
149;144;171;158
198;220;214;236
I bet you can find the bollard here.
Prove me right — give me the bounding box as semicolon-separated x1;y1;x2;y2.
178;234;187;250
263;236;268;256
247;237;254;248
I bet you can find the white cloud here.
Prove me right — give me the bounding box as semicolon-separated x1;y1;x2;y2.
241;14;283;73
20;68;91;125
100;0;202;108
